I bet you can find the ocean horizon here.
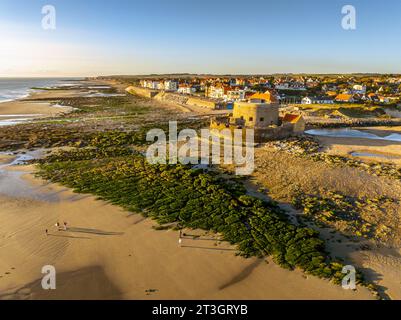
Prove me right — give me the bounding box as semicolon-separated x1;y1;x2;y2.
0;78;83;103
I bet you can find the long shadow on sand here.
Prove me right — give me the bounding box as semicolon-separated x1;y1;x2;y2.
65;227;124;236
49;233;91;240
0;266;122;300
358;266;391;300
218;258;264;290
181;245;236;252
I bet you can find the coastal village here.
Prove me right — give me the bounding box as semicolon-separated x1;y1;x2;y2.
131;74;401;107
114;74;401;141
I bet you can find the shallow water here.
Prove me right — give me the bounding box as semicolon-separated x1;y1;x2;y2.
384;109;401;118
0;114;45;126
0;118;31;126
0;78;80;103
0;151;63;202
87;86;111;89
82;92;126;98
306;128;401;142
0;114;43;117
350;151;401;159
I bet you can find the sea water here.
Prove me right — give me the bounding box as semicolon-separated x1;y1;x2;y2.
0;77;81;126
306;128;401;142
0;78;80;103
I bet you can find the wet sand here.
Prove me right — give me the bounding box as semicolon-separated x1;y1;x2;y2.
0;93;76;120
313;127;401;165
0;157;374;300
0;80;114;123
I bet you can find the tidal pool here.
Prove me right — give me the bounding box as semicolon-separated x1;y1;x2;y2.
306;128;401;142
0;151;73;202
350;151;401;159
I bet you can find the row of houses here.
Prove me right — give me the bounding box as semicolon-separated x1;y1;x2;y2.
139;79;280;103
301;92;397;105
140;79;179;91
138;76;401;105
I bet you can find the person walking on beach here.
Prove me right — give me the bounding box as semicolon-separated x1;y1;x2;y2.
55;222;60;231
63;221;68;231
178;230;182;246
45;229;48;236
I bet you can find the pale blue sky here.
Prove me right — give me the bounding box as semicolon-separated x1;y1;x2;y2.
1;0;401;76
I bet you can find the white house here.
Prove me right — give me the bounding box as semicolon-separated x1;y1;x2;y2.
224;89;246;102
164;80;178;91
302;96;334;104
301;97;313;104
275;82;306;91
177;84;196;94
141;80;160;90
352;84;367;94
207;85;225;99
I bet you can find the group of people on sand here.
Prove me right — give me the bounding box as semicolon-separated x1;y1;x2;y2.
45;221;68;236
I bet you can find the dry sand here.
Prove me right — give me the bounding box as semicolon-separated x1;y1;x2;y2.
252;145;401;299
0;161;374;300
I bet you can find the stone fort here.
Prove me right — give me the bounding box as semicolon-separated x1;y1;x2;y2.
210;92;305;142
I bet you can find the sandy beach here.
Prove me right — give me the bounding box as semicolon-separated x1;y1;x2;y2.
253;138;401;299
0;78;120;121
0;83;391;300
0;157;374;300
0;90;79;120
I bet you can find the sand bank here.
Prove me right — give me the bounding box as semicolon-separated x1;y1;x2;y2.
0;81;112;123
0;91;76;122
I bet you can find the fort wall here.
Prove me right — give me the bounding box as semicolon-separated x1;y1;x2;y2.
125;86;220;110
233;102;279;127
125;86;158;98
210;118;294;142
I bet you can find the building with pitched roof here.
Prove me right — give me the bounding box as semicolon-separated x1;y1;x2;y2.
334;94;355;103
281;114;306;133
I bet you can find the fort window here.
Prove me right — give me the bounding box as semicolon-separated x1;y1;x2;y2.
249;117;253;121
260;117;264;122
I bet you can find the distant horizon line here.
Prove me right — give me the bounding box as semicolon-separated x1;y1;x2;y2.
1;72;401;79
